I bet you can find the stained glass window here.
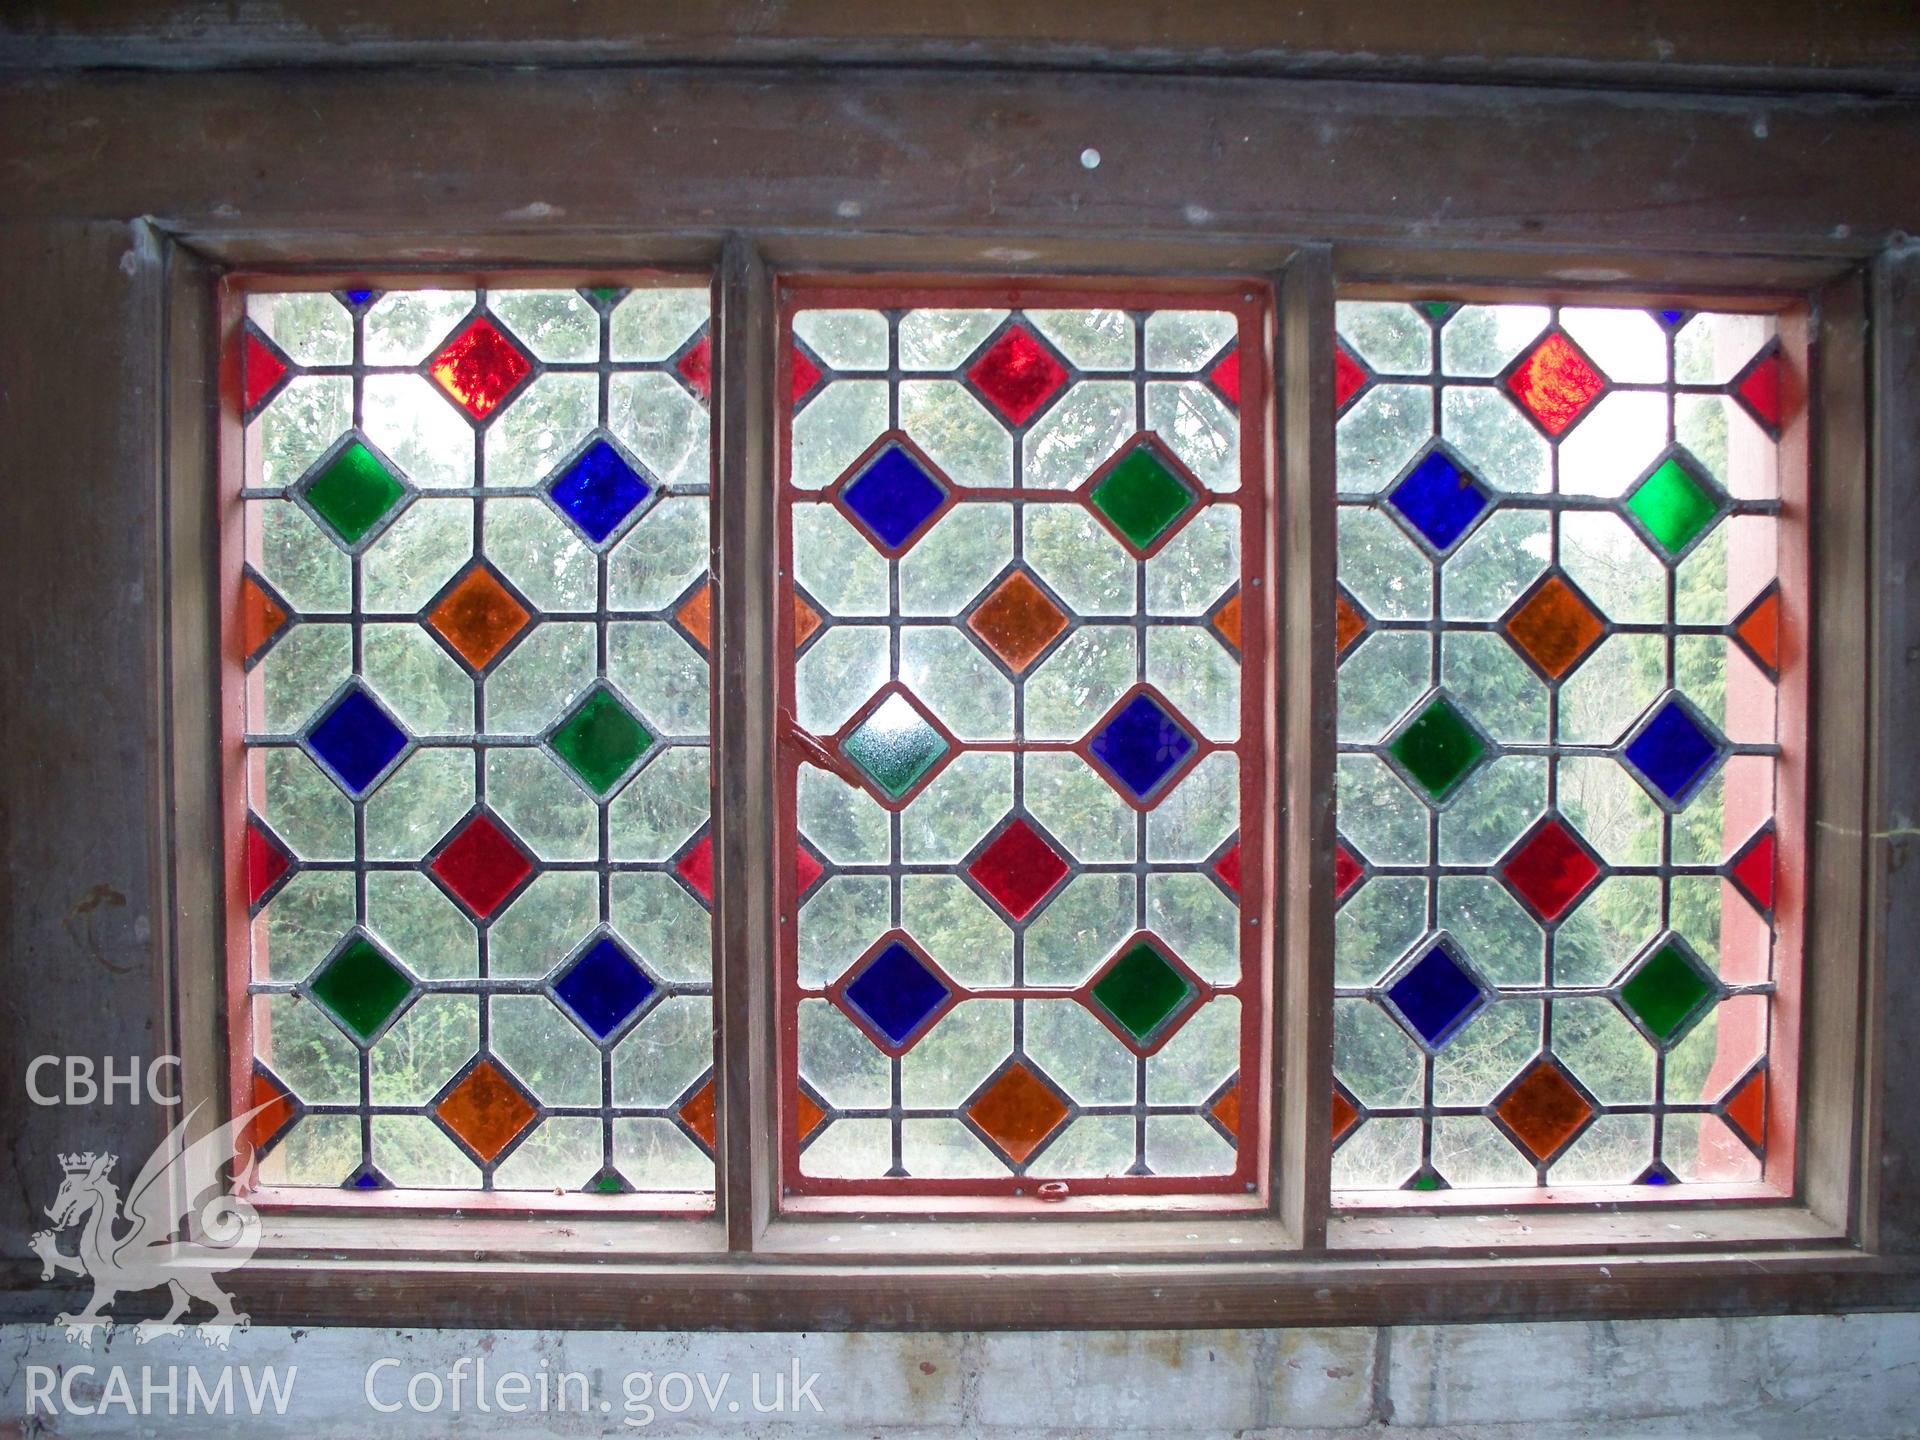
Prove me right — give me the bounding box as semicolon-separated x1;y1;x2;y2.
233;281;716;1203
1331;298;1796;1197
777;287;1266;1196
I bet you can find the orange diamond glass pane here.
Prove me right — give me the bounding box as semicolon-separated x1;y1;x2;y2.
435;1059;538;1163
795;1088;828;1143
1496;1060;1594;1161
239;573;290;663
1335;589;1368;658
676;580;714;653
1211;591;1243;651
428;564;531;671
1503;574;1604;680
966;1063;1070;1163
793;593;822;648
1331;1087;1359;1145
967;570;1068;672
679;1078;717;1149
1724;1069;1766;1148
243;1068;298;1155
1210;1082;1242;1140
1735;583;1781;678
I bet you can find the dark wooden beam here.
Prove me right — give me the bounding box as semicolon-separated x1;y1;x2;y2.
3;2;1918;96
4;69;1920;259
0;221;178;1248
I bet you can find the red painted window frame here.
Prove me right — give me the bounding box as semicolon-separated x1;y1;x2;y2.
215;270;721;1216
771;276;1276;1207
1324;288;1812;1213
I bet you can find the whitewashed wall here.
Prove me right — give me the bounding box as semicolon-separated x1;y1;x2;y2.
5;1313;1918;1435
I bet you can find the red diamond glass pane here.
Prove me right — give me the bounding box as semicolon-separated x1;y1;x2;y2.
1730;828;1776;912
1500;818;1602;922
967;819;1069;920
1506;331;1605;435
243;331;289;412
676;332;713;400
430;813;533;918
966;324;1069;425
1737;349;1783;430
676;832;716;902
429;316;532;419
1334;342;1368;410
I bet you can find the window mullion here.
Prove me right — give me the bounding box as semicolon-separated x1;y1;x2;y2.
712;234;779;1248
1278;246;1339;1249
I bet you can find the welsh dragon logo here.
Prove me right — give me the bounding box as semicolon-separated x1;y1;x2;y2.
30;1103;270;1348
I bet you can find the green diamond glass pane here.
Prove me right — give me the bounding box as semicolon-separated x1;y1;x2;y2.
1627;457;1720;557
309;936;413;1043
591;1173;624;1194
304;441;405;546
1418;301;1454;321
1090;940;1195;1042
1620;942;1715;1042
549;687;654;796
1389;697;1487;800
1089;446;1195;550
1409;1171;1444;1191
842;694;948;799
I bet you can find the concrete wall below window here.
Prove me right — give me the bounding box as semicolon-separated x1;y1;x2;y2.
5;1312;1917;1434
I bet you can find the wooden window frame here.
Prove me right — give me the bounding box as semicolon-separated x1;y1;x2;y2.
102;62;1915;1330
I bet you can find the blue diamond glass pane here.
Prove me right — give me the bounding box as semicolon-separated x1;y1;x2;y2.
553;937;657;1040
843;940;951;1048
549;439;651;544
1089;693;1196;801
841;445;947;550
1386;940;1485;1048
1623;699;1723;804
349;1169;383;1190
1387;450;1491;552
343;289;374;306
1658;308;1686;327
307;688;409;795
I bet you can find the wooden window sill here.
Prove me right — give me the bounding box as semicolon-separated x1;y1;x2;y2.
15;1243;1907;1332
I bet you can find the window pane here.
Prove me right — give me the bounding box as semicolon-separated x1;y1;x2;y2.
779;287;1266;1199
235;282;715;1204
1332;298;1792;1198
